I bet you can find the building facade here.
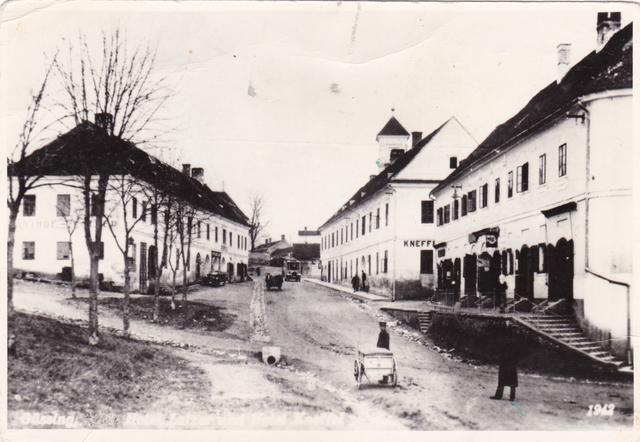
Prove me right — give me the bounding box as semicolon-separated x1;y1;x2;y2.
10;120;251;292
319;116;477;299
430;19;633;358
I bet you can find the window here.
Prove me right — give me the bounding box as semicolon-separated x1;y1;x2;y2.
421;200;434;224
141;201;147;222
340;228;343;245
206;224;210;240
368;255;371;274
361;216;366;235
23;241;35;260
385;203;389;226
55;194;70;217
376;252;379;274
436;208;443;226
57;241;71;260
230;233;233;247
539;154;547;185
237;234;240;248
461;195;468;217
215;226;219;242
480;183;488;208
558;143;567;176
508;171;514;198
129;243;137;271
467;190;477;212
516;163;529;192
132;197;138;218
376;208;380;229
383;250;388;273
23;195;36;217
452;199;459;220
495;178;501;203
449;157;458;169
350;223;353;240
420;250;433;274
223;229;227;244
331;232;334;247
369;212;372;232
443;205;450;224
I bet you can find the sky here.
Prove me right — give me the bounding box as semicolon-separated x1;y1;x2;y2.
1;1;635;243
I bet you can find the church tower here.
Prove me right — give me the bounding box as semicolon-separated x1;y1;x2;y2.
376;115;410;171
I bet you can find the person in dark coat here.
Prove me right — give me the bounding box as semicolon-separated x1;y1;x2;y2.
361;271;368;292
351;274;360;292
376;321;390;350
497;275;508;312
490;321;518;401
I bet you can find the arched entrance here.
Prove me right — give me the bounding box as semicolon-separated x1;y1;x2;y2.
204;255;210;275
195;253;202;280
463;254;477;296
227;262;235;281
515;245;534;300
477;252;493;295
148;245;157;280
548;239;574;301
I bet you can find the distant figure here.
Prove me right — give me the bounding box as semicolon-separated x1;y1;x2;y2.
376;321;390;350
351;274;360;292
490;321;518;401
256;267;261;276
497;275;508;312
361;271;368;292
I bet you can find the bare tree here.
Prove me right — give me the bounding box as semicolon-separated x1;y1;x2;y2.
6;59;57;313
174;200;196;328
56;194;83;298
103;174;146;336
248;193;268;251
52;28;169;344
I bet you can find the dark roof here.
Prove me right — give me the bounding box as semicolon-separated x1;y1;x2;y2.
433;23;633;194
271;247;293;257
319;119;450;229
377;116;410;138
251;239;289;253
292;243;320;261
10;121;250;227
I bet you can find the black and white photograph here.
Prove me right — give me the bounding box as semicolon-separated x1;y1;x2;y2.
1;0;637;437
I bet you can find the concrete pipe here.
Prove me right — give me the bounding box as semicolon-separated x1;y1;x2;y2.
262;346;281;366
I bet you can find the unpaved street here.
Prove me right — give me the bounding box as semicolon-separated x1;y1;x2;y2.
12;279;633;430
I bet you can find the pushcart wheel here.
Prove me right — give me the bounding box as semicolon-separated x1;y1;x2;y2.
353;360;359;381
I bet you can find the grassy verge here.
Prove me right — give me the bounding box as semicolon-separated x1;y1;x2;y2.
67;296;236;331
8;312;213;428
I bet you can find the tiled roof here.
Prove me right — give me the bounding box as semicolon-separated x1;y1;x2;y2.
377;116;410;137
10;121;251;227
319;118;450;229
433;23;633;194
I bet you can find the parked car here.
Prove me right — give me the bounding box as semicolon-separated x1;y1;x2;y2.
203;271;228;287
265;273;283;291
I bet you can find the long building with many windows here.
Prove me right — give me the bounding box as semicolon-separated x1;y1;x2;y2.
430;18;633;359
319;116;477;299
10;118;251;291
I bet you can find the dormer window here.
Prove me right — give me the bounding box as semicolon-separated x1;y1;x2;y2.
449;157;458;169
390;149;404;162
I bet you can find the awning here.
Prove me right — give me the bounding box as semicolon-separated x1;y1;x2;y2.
541;201;577;218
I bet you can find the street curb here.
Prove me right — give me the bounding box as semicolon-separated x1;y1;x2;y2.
302;278;389;303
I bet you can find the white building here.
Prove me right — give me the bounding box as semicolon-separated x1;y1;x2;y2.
319;116;477;299
10;119;251;292
430;17;633;359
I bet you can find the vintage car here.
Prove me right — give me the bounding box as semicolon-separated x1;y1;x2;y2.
284;259;302;282
203;271;228;287
265;273;283;291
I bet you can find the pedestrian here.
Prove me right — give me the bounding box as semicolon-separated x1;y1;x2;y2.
361;271;368;292
376;321;389;350
497;274;508;312
490;321;518;401
351;274;360;292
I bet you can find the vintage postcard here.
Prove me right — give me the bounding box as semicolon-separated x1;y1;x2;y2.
1;0;637;439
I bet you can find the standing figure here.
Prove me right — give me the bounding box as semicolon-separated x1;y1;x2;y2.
376;321;389;350
497;274;508;312
351;274;360;292
490;322;518;401
361;271;368;292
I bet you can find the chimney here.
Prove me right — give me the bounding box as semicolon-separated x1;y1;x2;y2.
182;164;191;176
95;113;113;134
281;234;285;241
191;167;204;183
597;12;621;51
411;131;422;148
556;43;571;82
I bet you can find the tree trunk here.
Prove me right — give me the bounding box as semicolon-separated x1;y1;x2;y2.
7;207;18;314
171;271;177;310
182;267;189;329
152;218;160;322
88;256;100;345
122;260;131;337
70;242;76;299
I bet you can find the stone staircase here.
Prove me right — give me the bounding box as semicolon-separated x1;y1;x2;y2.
417;311;434;334
517;314;630;371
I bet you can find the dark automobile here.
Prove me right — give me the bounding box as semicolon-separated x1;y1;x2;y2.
203;271;228;287
265;273;283;291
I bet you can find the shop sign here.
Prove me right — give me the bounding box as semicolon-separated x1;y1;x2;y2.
485;235;498;247
403;239;433;248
